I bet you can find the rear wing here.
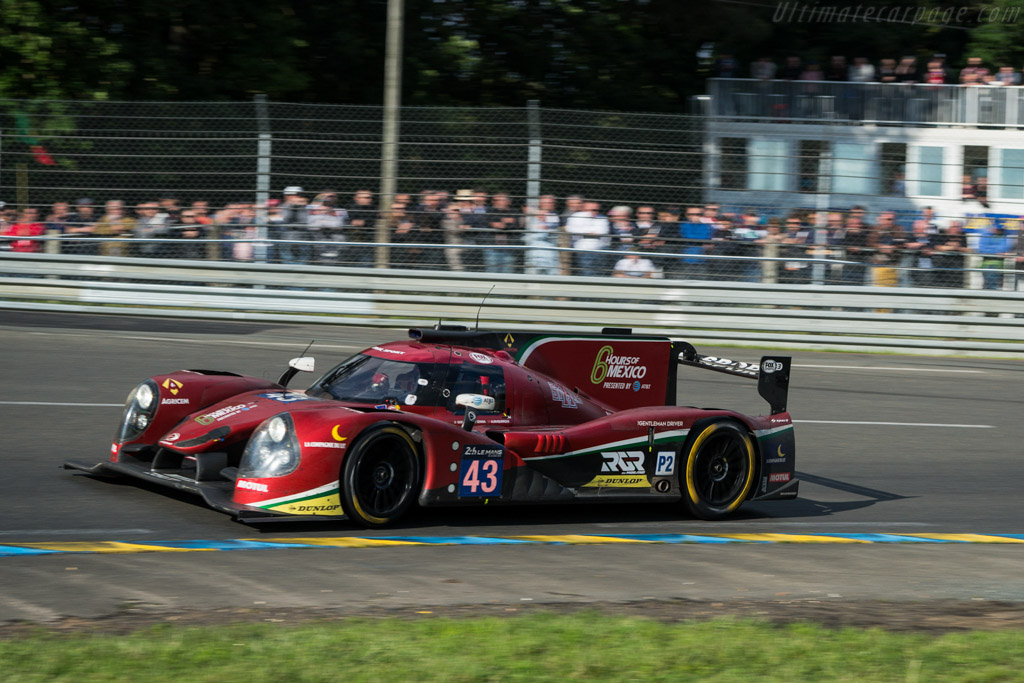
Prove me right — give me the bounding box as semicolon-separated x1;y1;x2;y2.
674;342;791;414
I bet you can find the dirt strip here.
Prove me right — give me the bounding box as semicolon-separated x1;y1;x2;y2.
4;599;1024;638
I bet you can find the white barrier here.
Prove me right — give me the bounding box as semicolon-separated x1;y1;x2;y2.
2;252;1024;357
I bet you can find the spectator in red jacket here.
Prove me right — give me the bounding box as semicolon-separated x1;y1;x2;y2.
3;207;45;253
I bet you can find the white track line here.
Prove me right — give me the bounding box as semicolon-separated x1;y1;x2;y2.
794;419;993;428
795;364;985;373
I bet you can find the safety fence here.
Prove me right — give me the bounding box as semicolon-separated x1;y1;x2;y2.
3;250;1024;357
0;99;703;213
2;233;1018;289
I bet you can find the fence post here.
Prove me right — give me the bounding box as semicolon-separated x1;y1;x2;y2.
526;99;541;211
254;94;272;265
377;0;404;270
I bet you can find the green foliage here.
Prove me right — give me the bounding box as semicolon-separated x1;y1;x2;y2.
0;0;1001;108
0;0;130;99
2;614;1024;682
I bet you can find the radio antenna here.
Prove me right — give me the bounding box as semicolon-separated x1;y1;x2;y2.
474;285;496;330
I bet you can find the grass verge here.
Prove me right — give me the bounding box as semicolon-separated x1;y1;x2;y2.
2;613;1023;682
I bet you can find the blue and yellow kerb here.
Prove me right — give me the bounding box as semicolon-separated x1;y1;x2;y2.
2;533;1024;557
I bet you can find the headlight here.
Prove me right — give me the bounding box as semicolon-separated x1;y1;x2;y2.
116;380;159;444
266;416;287;442
136;383;154;411
239;413;300;479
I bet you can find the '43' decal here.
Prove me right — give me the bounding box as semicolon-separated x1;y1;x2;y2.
458;444;503;497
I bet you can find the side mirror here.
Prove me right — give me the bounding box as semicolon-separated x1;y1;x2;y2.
277;356;315;388
456;393;495;431
289;357;315;373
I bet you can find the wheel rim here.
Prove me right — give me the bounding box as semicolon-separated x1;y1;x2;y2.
353;434;416;517
692;431;749;507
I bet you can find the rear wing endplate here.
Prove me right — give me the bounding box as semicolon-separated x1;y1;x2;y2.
675;342;791;414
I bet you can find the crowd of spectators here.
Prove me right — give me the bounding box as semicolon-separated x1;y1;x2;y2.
715;53;1022;86
2;189;1022;289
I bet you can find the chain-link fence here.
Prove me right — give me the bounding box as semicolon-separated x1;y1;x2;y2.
0;96;1021;287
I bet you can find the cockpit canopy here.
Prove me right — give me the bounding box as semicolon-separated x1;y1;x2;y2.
306;353;506;414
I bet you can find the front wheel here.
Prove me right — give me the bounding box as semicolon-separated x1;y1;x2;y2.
683;421;756;520
340;424;421;528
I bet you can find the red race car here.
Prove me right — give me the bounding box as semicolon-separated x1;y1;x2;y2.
65;326;797;527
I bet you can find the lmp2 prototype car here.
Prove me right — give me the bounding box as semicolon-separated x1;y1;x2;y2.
65;327;797;528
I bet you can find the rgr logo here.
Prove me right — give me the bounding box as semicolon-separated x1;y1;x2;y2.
600;451;646;474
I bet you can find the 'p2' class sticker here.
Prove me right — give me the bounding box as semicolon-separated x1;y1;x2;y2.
458;444;503;497
468;352;492;364
654;451;676;476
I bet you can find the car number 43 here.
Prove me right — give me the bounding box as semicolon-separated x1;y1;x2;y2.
459;458;502;497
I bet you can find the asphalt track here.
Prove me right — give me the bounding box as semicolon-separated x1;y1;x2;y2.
2;310;1024;625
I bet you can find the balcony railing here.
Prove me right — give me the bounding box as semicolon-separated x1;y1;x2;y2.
707;78;1024;127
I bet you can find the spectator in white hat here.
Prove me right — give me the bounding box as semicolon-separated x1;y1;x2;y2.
278;186;310;264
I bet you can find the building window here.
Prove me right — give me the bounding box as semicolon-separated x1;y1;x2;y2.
832;142;875;195
963;145;989;201
913;146;944;197
798;141;827;193
995;149;1024;200
719;138;746;190
748;139;788;191
880;143;907;196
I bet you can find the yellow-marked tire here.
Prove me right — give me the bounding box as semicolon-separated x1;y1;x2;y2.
341;424;420;529
683;421;756;520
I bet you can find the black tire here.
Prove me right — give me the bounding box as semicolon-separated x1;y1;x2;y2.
340;424;421;528
682;421;756;520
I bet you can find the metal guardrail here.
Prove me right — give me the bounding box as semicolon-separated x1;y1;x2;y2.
707;78;1024;127
3;251;1024;357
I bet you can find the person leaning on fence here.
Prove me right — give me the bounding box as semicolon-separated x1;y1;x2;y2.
830;212;871;286
977;222;1012;291
132;202;171;258
92;200;135;257
756;218;786;284
931;220;970;288
485;192;518;274
460;190;489;271
64;198;99;256
388;199;414;268
441;201;464;271
608;206;639;275
277;186;311;265
778;215;813;285
564;200;610;278
2;207;45;253
407;191;446;270
523;194;561;276
307;194;346;265
345;189;377;267
172;210;207;260
678;206;713;280
45;201;72;241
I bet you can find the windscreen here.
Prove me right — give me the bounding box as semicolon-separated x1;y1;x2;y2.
307;355;435;406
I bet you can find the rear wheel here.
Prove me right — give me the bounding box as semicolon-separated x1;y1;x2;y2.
683;421;756;520
340;424;420;528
